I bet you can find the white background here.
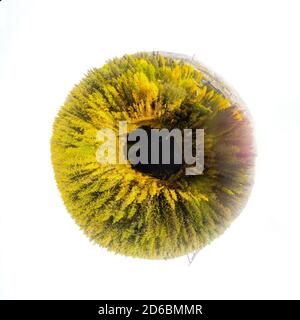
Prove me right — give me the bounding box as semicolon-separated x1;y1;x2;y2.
0;0;300;299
